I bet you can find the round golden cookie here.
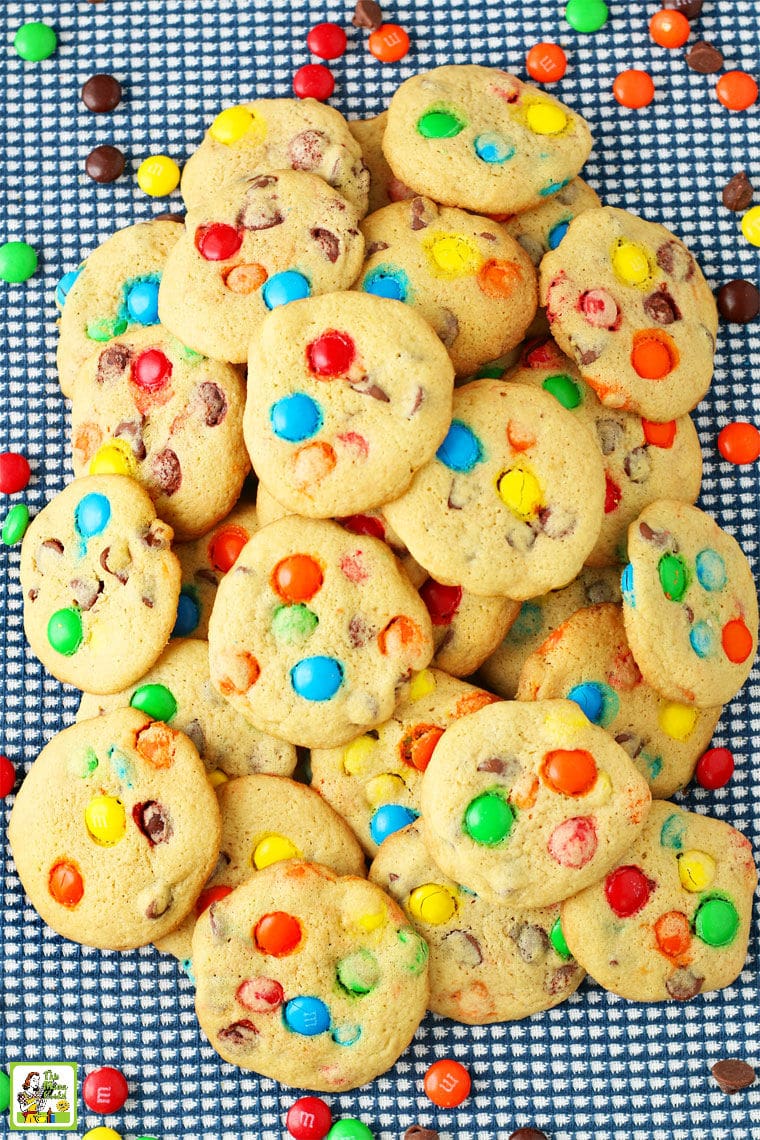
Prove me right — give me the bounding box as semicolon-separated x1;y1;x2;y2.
502;176;601;266
244;292;454;517
383;379;606;599
207;516;434;749
420;698;652;907
70;325;249;541
20;475;180;694
560;801;758;1001
622;501;759;707
370;822;584;1023
172;498;260;640
8;708;221;950
181;97;369;215
192;860;429;1091
158;171;365;363
348;111;414;214
311;667;500;856
477;566;622;699
540;206;719;421
155;774;366;963
504;337;702;566
354;197;538;377
516;603;722;798
76;638;297;781
56;219;183;398
382;65;593;215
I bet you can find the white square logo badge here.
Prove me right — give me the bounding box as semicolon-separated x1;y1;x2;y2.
8;1063;77;1131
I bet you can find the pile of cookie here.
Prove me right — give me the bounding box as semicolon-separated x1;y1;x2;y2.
8;63;759;1094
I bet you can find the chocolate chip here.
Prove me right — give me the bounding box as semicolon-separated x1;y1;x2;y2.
639;521;674;549
546;964;579;995
656;241;675;274
409;196;438;230
643;287;681;324
595;418;624;456
289;129;327;171
153;212;185;223
665;967;704;1000
441;929;483;967
615;731;644;758
81;73;122;113
404;1128;439;1140
114;419;146;460
141;882;173;919
349;376;390;401
366;240;389;255
664;0;702;16
686;40;724;73
99;544;131;584
578;346;600;365
69;577;103;611
151;448;182;496
585;577;616;604
349;614;374;647
248;174;277;190
623;445;652;484
142;595;154;608
509;1129;549;1140
716;279;760;323
352;0;383;29
538;505;575;540
310;227;340;263
85;144;125;184
133;801;173;845
511;922;550;963
437;309;459;347
27;588;38;602
97;344;132;384
238;198;283;231
478;231;498;242
408;387;425;416
37;538;64;574
218;1019;259;1045
198;381;228;426
196;568;218;586
711;1059;756;1095
183;718;207;757
722;171;754;212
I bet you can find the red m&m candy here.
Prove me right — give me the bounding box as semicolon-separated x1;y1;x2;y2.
307;23;347;60
419;579;462;625
0;451;31;494
195;883;234;917
307;330;356;376
0;755;15;798
695;746;734;789
717;421;760;465
604;865;654;917
286;1096;333;1140
82;1066;129;1114
195;223;243;261
293;64;335;102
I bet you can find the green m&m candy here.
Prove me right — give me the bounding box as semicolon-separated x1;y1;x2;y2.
336;949;381;995
693;895;740;947
2;502;30;545
542;373;582;410
47;607;83;655
658;552;689;602
0;241;38;283
0;1070;9;1113
549;915;573;960
463;790;515;846
417;110;465;139
130;683;178;723
565;0;609;34
13;21;58;61
272;603;319;643
327;1120;375;1140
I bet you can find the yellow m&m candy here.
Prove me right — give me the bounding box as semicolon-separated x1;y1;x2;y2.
89;439;136;477
85;795;126;846
210;105;254;145
137;154;181;197
611;240;651;286
678;849;716;892
253;833;302;870
408;882;458;924
526;103;568;135
496;464;543;521
658;702;698;742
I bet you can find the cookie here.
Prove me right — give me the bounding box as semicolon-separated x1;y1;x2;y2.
504;337;703;565
540;206;719;421
181;98;369;216
477;567;623;699
419;576;520;677
560;801;757;1001
77;638;297;781
348;111;414;213
70;325;249;541
155;773;366;963
516;603;722;798
502;176;601;265
370;822;585;1023
354;197;538;377
244;291;454;517
8;708;221;950
383;379;606;598
20;475;180;694
621;500;759;707
382;65;593;215
207;516;434;748
192;860;429;1090
56;219;183;398
173;499;260;639
420;698;651;907
310;667;500;856
158;171;365;363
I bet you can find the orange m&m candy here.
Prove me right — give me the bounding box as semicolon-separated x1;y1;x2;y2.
423;1058;472;1108
378;615;424;656
541;749;598;796
631;331;677;379
49;860;84;907
654;910;692;958
526;42;568;84
642;418;676;448
368;23;410;63
208;525;250;573
478;259;522;299
717;421;760;465
399;724;445;772
254;911;303;956
196;884;234;917
716;71;759;112
272;554;324;603
613;69;655;109
722;618;754;664
223;263;268;294
649;9;690;48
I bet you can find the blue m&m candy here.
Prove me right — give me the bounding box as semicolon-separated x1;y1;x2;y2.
695;548;727;592
362;265;409;302
56;267;82;309
567;681;604;724
621;563;635;607
291;656;344;701
172;588;200;637
547;220;570;249
473;133;515;164
369;803;419;846
270;393;323;442
75;493;111;538
689;620;715;658
126;279;160;325
436;420;484;473
261;270;311;310
284;996;331;1036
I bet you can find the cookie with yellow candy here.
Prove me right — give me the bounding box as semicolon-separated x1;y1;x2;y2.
354;197;538;377
182;97;369;215
76;638;297;781
420;698;651;907
154;774;366;964
310;667;500;856
70;325;249;541
382;65;593;215
8;708;221;950
502;176;601;266
370;822;584;1023
516;603;722;798
560;801;757;1001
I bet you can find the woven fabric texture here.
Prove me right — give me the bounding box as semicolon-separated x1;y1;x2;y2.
0;1;758;1138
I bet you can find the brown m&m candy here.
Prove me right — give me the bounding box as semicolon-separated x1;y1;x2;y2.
722;171;754;212
85;144;125;183
717;279;760;323
81;73;123;113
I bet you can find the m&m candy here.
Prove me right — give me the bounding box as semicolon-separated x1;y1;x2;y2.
0;241;38;283
293;64;335;101
716;71;758;112
137;155;181;197
717;421;760;465
613;70;655;109
696;747;735;789
0;755;16;798
423;1058;472;1107
525;43;567;84
368;24;410;63
82;1066;129;1114
649;9;690;48
565;0;609;34
307;23;347;60
286;1096;333;1140
0;452;31;494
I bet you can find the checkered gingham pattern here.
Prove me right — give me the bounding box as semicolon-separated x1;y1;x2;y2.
0;1;758;1138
